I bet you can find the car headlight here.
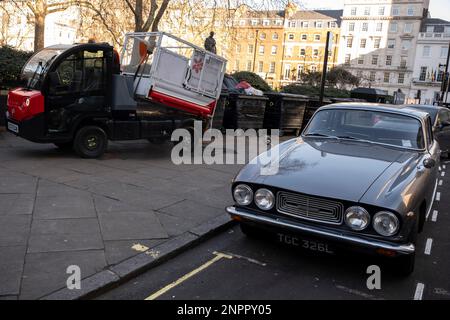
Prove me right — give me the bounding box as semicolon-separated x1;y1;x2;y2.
254;188;275;210
373;211;399;236
345;206;370;231
233;184;253;206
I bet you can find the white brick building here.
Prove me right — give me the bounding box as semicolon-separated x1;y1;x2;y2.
338;0;430;99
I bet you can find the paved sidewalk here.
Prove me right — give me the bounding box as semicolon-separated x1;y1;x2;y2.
0;131;245;299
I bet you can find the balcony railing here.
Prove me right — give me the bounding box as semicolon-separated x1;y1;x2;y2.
412;77;442;85
419;32;450;39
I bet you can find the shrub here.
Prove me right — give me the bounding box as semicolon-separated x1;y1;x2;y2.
0;46;33;89
230;71;272;92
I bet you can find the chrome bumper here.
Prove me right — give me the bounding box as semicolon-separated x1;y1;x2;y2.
226;206;415;255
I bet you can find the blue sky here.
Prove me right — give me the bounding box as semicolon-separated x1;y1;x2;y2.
301;0;450;21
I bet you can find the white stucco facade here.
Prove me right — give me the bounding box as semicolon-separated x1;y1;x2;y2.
338;0;430;99
411;19;450;105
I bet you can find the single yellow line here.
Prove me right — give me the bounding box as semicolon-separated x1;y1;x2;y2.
145;251;232;300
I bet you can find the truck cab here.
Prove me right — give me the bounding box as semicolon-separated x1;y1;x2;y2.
6;32;227;158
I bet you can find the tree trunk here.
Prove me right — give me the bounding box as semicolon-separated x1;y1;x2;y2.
34;13;45;52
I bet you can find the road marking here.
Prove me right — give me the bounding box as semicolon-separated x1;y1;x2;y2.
439;179;443;186
424;238;433;255
144;251;232;300
414;283;425;300
432;210;438;222
436;192;441;201
442;171;446;177
444;165;447;170
223;251;267;266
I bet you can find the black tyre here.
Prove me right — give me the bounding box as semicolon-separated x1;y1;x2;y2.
74;126;108;159
54;141;73;150
239;223;262;238
395;254;415;276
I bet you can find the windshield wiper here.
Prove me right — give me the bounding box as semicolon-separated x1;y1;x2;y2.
26;54;57;90
304;132;333;138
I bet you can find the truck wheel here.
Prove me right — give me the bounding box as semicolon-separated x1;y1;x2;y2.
54;141;73;150
74;126;108;159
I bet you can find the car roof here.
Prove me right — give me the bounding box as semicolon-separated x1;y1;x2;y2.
402;104;446;112
319;102;430;120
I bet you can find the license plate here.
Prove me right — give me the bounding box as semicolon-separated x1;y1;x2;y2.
7;122;19;133
277;233;335;254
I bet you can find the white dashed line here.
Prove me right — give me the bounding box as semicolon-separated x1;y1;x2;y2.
444;165;447;170
414;283;425;300
432;210;438;222
436;192;441;201
442;171;446;177
424;238;433;255
439;180;443;186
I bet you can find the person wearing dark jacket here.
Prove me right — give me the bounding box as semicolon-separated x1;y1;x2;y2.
204;32;217;54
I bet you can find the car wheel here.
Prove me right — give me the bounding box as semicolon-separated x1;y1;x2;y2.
395;253;415;276
239;223;261;238
74;126;108;159
54;141;73;150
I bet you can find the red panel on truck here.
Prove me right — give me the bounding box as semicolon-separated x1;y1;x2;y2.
7;89;44;122
149;90;216;118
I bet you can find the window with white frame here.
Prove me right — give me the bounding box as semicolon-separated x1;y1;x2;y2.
297;65;304;79
246;60;252;71
288;21;296;28
284;64;291;79
272;33;279;40
263;20;270;26
301;34;307;41
300;48;306;56
387;39;396;49
441;46;449;58
372;55;379;65
345;54;351;65
259;45;265;54
330;22;336;28
374;38;381;49
357;55;364;64
392;6;400;16
362;23;368;32
407;6;414;16
286;46;293;57
384;72;390;83
360;39;367;48
378;6;385;16
258;61;264;72
239;20;246;26
269;61;276;73
348;22;355;32
369;71;376;81
248;44;254;53
357;70;363;78
364;7;370;15
401;39;411;50
426;26;434;33
347;37;353;48
302;21;309;28
386;55;392;65
419;66;427;81
314;34;321;41
404;23;413;33
234;60;240;71
423;46;431;57
313;49;319;57
398;73;405;84
260;32;266;40
251;20;258;26
376;23;383;32
288;34;295;40
390;23;398;33
351;7;357;15
316;21;323;28
271;45;277;55
310;65;317;72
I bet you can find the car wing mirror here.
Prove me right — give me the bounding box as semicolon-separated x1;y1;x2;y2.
423;157;436;169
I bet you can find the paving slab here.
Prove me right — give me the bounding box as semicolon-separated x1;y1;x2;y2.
0;175;38;194
34;194;96;219
20;250;107;300
0;194;35;215
0;246;27;296
0;215;31;247
98;211;168;241
28;218;104;253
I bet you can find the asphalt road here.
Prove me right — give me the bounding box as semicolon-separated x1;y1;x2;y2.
97;161;450;300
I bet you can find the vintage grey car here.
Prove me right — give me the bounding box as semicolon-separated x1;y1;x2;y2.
226;103;440;275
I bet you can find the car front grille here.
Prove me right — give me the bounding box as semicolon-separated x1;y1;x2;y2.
276;191;344;225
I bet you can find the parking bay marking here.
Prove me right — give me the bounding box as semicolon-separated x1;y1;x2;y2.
424;238;433;255
432;210;438;222
439;180;443;186
145;251;233;300
436;192;441;201
442;172;446;177
414;283;425;300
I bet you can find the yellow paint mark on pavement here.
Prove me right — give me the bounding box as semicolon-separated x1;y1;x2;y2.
145;251;233;300
131;244;150;252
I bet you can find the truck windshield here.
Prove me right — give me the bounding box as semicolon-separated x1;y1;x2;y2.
21;48;65;90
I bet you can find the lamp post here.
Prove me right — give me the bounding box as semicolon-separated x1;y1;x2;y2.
319;31;332;105
252;30;258;73
439;42;450;105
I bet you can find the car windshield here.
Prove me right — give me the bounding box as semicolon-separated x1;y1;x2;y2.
304;109;425;149
21;48;65;90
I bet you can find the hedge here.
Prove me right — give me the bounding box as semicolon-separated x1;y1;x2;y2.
0;46;33;89
230;71;272;92
281;84;351;98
